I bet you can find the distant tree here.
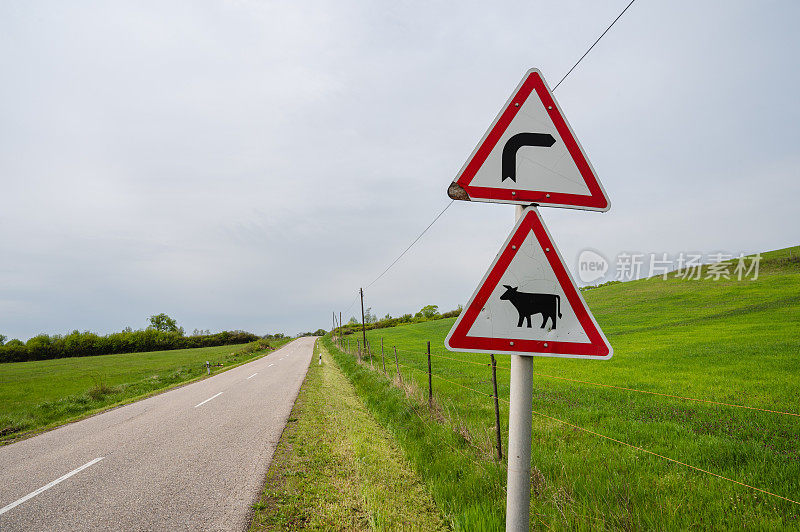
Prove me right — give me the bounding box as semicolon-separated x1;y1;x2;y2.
418;305;439;319
364;307;378;324
313;329;327;336
383;313;392;320
349;316;359;325
0;334;6;346
148;313;179;333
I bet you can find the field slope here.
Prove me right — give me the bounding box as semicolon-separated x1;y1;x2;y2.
330;246;800;529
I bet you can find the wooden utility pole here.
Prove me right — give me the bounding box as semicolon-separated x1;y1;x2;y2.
359;287;367;363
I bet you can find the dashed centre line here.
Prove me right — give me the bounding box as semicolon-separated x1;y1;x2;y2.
0;457;105;516
247;373;258;380
194;392;223;408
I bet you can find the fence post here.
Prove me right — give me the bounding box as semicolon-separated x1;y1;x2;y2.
381;337;386;374
394;346;402;383
427;341;432;405
491;354;503;460
359;288;367;363
368;340;373;368
357;339;361;361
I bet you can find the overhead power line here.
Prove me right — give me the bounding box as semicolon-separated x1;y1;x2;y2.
343;1;638;308
553;0;638;91
365;200;454;290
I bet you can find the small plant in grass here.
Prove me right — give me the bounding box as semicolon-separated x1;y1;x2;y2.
87;373;116;400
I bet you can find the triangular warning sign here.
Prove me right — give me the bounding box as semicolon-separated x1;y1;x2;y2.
446;207;612;359
447;68;610;212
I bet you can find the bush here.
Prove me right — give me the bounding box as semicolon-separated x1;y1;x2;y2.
330;306;462;337
0;329;260;364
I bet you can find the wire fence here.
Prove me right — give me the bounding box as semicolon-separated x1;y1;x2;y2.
330;331;800;508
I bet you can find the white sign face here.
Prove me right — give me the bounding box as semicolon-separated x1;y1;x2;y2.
448;68;610;212
469;93;590;197
446;207;612;359
465;229;591;345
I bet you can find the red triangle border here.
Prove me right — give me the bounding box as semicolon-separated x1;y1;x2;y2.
455;70;610;211
446;208;612;358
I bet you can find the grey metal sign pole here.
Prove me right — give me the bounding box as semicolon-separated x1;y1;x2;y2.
506;205;533;531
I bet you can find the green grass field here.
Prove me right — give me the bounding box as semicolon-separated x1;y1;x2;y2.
250;340;446;531
0;338;291;443
328;246;800;529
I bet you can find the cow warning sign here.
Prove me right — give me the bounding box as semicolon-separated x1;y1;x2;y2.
445;207;612;359
447;68;610;212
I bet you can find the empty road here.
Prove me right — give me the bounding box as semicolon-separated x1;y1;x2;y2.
0;337;315;531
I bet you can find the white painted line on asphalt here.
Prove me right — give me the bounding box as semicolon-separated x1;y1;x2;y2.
247;373;258;380
0;457;104;516
194;392;223;408
268;364;274;367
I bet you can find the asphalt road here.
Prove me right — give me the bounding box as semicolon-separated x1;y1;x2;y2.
0;337;315;531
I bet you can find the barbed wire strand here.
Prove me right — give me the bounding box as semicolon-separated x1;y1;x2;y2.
340;339;799;418
396;361;493;398
393;349;488;378
334;339;800;507
494;395;800;507
430;352;493;368
485;361;799;417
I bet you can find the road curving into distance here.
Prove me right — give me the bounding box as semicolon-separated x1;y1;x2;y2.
0;337;315;531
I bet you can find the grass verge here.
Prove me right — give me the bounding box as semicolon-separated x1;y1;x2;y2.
329;246;800;529
0;338;292;444
249;340;447;531
322;335;508;530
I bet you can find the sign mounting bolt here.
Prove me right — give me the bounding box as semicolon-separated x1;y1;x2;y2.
546;193;550;198
543;342;548;348
545;247;550;252
510;341;514;346
547;105;553;110
514;102;520;107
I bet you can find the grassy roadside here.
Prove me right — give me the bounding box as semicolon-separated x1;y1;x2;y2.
322;335;508;530
332;246;800;529
0;338;292;444
249;339;447;531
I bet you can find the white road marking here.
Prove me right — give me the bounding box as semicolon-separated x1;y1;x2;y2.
194;392;223;408
0;457;104;516
247;373;258;380
268;364;274;367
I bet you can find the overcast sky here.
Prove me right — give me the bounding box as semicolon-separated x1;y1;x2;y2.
1;1;798;340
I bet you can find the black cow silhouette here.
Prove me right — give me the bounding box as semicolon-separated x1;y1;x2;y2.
499;285;562;329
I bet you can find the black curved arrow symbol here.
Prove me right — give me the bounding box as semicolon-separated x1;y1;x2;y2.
501;133;556;182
